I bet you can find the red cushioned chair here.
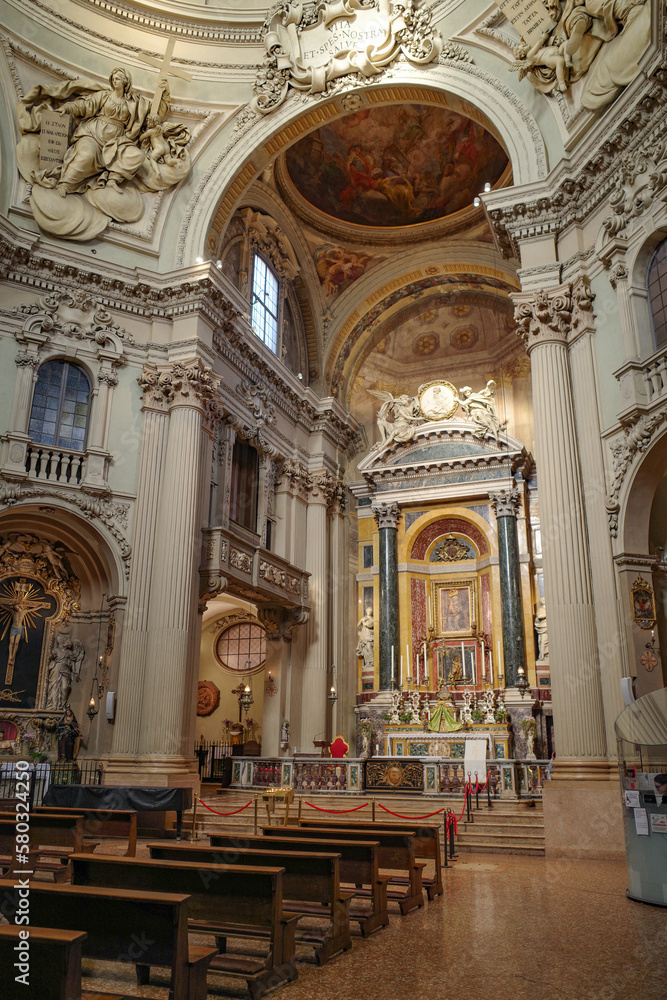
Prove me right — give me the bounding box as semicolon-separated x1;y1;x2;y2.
329;735;349;759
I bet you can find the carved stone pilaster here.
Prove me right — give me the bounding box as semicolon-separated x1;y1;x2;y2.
608;262;629;290
489;489;521;519
276;458;310;500
373;502;402;530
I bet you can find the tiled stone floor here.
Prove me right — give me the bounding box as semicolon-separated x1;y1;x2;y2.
53;843;667;1000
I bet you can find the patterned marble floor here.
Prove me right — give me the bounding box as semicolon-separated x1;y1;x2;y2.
58;846;667;1000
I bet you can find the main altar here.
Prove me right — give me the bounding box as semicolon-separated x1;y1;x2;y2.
351;377;552;767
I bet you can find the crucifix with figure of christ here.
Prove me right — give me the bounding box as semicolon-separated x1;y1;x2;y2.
0;580;53;685
137;34;193;116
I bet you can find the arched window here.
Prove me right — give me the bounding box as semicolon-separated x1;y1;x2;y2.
250;252;281;354
28;360;91;451
648;239;667;350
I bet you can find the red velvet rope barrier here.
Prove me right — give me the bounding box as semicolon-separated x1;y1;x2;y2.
303;801;370;814
378;803;446;820
198;797;253;817
474;773;491;793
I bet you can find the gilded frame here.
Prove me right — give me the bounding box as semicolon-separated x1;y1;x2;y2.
432;578;478;637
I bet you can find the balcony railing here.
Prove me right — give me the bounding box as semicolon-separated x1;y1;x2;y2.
25;444;85;485
202;526;309;608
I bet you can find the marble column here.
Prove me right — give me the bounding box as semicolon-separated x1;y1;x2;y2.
329;483;346;739
300;471;335;748
110;367;171;758
489;489;525;688
136;360;222;765
374;502;401;690
514;285;607;776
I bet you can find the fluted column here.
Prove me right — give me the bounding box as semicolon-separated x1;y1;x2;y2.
137;360;222;758
300;470;336;748
489;489;525;688
374;502;401;690
567;279;627;756
111;367;171;756
1;338;43;479
514;285;607;774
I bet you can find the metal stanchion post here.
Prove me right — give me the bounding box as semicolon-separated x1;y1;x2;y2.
298;796;302;822
443;812;449;868
191;793;199;842
448;809;457;860
372;797;376;822
487;779;492;809
253;794;258;835
475;772;480;811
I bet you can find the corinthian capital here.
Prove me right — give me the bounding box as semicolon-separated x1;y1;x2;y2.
373;501;402;530
139;359;222;411
308;470;339;506
489;489;521;518
512;284;573;352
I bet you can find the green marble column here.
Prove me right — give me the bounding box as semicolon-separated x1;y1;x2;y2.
374;502;401;690
490;489;525;688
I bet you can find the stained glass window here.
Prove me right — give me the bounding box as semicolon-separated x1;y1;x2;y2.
648;239;667;349
28;360;91;450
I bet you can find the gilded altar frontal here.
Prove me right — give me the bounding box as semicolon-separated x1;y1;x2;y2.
0;0;665;993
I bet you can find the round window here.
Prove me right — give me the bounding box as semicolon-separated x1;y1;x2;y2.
215;621;266;672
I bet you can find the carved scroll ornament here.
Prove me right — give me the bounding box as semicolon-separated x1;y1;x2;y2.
252;0;443;115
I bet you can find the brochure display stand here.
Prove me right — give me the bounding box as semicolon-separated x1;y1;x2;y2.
615;687;667;906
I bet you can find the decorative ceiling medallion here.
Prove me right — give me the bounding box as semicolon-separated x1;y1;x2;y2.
283;103;509;230
419;380;459;421
413;334;439;357
451;326;479;350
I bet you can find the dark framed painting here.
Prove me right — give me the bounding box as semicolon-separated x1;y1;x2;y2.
631;576;656;630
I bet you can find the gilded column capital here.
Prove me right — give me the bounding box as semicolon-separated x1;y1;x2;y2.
489;488;521;518
373;501;402;530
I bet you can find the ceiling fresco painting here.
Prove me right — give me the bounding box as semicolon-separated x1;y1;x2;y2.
314;242;385;298
284;104;509;229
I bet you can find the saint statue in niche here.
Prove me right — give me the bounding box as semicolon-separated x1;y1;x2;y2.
45;628;85;712
57;705;81;762
355;607;375;674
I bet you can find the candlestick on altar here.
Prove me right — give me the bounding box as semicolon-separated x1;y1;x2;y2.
391;645;395;686
400;654;404;689
497;640;502;680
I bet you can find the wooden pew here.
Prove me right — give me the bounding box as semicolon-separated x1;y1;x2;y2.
0;878;215;1000
69;853;299;997
209;831;389;936
146;841;353;964
0;925;87;1000
263;824;426;915
298;817;444;900
34;806;137;857
0;813;89;881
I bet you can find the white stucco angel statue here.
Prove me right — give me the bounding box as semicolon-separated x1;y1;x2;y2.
458;380;507;444
368;389;424;450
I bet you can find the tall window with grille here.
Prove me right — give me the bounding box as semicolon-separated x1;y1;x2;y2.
28;360;91;450
230;439;259;532
250;252;281;354
648;239;667;350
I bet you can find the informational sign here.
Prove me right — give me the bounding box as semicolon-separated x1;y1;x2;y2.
39;110;72;170
624;789;640;808
496;0;554;44
650;813;667;834
634;808;649;836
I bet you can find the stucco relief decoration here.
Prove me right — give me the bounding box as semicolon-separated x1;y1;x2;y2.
504;0;650;110
602;140;667;238
197;680;220;717
236;379;277;432
251;0;443;115
16;65;192;242
16;291;134;347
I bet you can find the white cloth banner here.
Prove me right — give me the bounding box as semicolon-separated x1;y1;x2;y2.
463;739;488;786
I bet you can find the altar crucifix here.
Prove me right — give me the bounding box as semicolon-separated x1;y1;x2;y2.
137;34;193;115
0;580;52;685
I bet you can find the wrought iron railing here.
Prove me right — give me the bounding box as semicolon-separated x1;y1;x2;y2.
0;758;103;808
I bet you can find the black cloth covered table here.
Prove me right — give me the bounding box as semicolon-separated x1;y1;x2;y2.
42;785;193;837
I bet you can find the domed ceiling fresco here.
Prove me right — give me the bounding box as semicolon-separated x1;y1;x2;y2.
283;103;509;229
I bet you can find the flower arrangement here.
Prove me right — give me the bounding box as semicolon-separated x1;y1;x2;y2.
358;718;373;737
494;706;508;724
